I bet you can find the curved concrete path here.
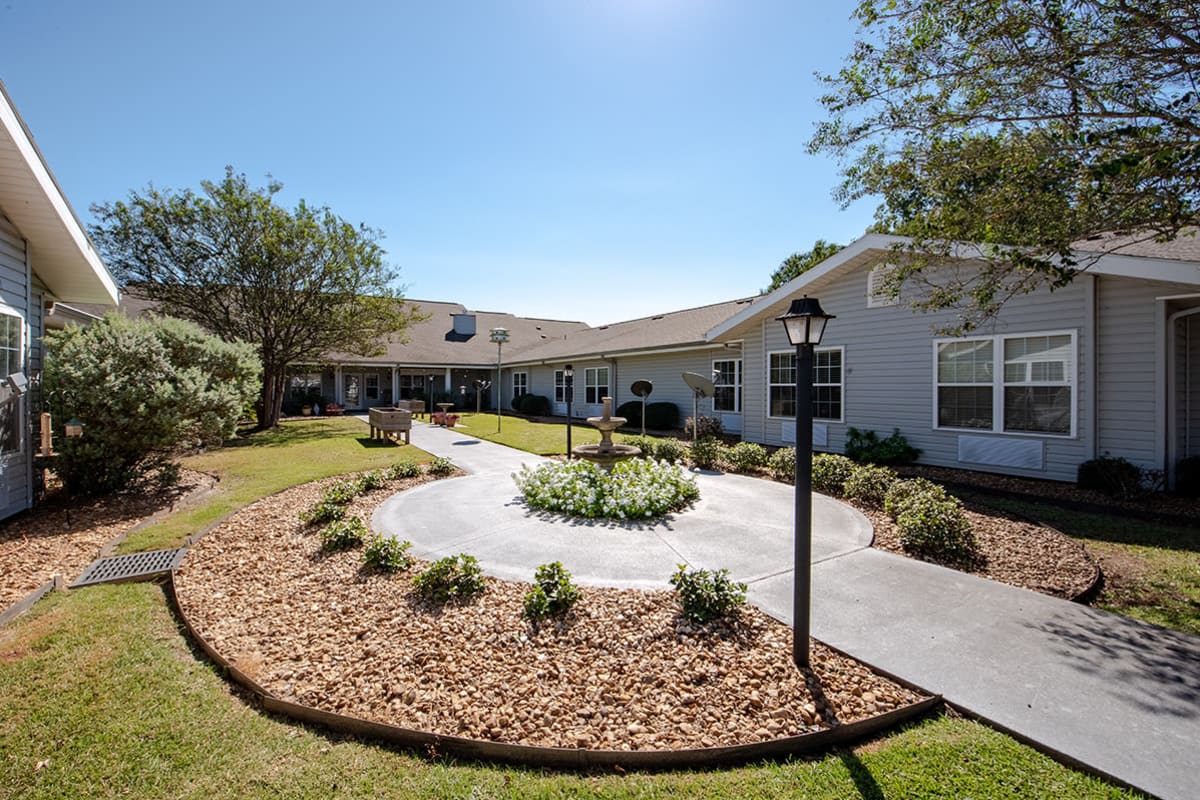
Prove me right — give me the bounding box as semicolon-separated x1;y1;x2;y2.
369;418;1199;800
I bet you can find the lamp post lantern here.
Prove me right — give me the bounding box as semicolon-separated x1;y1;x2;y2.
776;296;835;669
489;327;509;433
564;364;574;458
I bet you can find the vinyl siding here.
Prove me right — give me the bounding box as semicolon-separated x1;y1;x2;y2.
741;260;1096;482
1096;276;1200;471
0;214;30;519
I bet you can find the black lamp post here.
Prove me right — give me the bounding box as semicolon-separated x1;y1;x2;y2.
426;375;435;418
776;296;835;669
564;364;574;458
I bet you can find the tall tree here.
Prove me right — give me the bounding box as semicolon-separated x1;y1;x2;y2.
810;0;1200;332
764;240;843;292
91;169;423;428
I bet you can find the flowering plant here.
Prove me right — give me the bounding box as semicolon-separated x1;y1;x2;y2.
513;458;699;519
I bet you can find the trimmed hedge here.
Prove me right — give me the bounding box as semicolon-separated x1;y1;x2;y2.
517;393;551;416
843;464;898;508
644;402;680;431
811;453;856;494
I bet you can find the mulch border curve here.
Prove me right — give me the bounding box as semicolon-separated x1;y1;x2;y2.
165;575;942;770
0;575;63;628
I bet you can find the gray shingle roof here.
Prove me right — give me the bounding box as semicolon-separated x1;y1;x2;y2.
1074;229;1200;262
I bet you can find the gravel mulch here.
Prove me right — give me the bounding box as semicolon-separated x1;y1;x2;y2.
0;470;213;611
174;475;925;751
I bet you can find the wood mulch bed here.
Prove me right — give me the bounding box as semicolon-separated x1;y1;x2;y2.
0;470;213;612
174;475;926;751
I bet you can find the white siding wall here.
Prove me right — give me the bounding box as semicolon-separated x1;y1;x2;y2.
1096;277;1200;471
0;214;31;519
741;261;1096;482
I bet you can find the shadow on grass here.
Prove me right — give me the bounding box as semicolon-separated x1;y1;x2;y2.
837;750;885;800
961;491;1200;554
227;419;365;449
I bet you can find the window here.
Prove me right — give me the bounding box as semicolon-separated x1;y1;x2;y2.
365;373;380;401
713;359;741;413
768;348;843;421
287;372;322;402
554;370;567;403
935;332;1074;436
512;371;528;399
398;374;425;399
584;367;609;404
0;313;21;454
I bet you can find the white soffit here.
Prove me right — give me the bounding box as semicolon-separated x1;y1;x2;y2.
0;83;118;305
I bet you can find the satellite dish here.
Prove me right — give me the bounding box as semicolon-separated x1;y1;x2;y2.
682;372;716;442
682;372;715;399
630;380;653;435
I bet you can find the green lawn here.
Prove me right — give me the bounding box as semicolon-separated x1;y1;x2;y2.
452;412;646;456
958;492;1200;636
118;417;426;553
0;583;1135;800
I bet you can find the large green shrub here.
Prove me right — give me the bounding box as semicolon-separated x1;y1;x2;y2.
517;394;551;416
669;564;747;624
811;453;856;494
44;314;260;495
725;441;767;472
688;436;727;470
896;493;977;564
843;464;898;508
616;401;643;427
768;447;796;481
643;402;680;431
844;427;922;465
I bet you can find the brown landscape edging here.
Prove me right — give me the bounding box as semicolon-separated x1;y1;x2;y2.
165;574;942;770
0;575;63;627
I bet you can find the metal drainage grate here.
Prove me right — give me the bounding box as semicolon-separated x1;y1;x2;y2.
70;548;188;588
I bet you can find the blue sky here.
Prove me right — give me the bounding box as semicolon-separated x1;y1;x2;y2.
2;1;875;325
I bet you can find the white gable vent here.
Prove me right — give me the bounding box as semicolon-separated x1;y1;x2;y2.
957;435;1044;470
452;313;476;335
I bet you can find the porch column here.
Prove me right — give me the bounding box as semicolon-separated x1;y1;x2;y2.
391;366;399;405
334;365;343;405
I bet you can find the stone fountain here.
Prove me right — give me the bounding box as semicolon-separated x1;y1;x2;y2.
572;396;641;469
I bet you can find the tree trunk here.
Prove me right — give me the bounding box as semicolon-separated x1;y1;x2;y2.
258;367;286;429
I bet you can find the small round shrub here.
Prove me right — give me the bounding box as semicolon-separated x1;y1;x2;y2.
768;447;796;481
322;479;361;505
357;470;387;491
621;434;657;458
1077;456;1145;498
688;436;727;470
385;461;422;480
725;441;767;472
684;416;723;438
652;437;688;464
362;535;414;572
413;554;486;602
319;517;367;551
300;500;346;525
523;561;581;621
811;453;856;494
883;477;948;520
644;402;680;431
669;564;747;624
843;464;898;508
896;494;977;563
426;456;455;477
844;427;921;465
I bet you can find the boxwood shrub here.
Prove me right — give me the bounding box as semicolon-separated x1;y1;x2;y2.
688;436;727;470
811;453;856;494
843;464;898;508
652;437;688;464
768;447;796;481
644;402;680;431
725;441;767;472
517;393;551;416
883;477;948;520
896;493;977;564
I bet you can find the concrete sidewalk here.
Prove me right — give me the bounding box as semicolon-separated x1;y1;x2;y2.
377;418;1199;800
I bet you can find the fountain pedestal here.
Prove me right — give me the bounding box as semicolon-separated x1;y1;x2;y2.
571;396;641;469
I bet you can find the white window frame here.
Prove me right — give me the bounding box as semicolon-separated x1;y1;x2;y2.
554;370;566;403
365;373;380;401
766;347;844;422
512;371;528;398
932;330;1077;438
584;366;609;405
712;358;742;413
0;309;24;456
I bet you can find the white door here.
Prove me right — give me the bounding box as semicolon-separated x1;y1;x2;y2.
343;373;361;408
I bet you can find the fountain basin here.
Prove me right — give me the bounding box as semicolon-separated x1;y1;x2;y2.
571;443;642;470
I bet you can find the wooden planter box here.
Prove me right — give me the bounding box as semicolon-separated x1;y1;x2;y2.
368;407;413;444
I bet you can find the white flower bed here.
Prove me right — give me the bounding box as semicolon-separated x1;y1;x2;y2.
513;459;699;519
